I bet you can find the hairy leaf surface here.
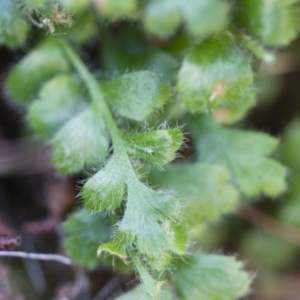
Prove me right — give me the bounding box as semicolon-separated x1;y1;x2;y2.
6;38;70;103
212;90;256;124
64;209;111;268
98;178;187;271
82;155;127;212
52;107;108;173
102;71;171;121
177;34;253;113
121;129;183;165
234;0;299;46
28;75;87;139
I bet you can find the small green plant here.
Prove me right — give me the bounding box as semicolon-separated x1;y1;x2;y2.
1;0;299;298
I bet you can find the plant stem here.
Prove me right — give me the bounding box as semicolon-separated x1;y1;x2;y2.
129;251;162;300
233;29;275;63
59;38;139;178
58;38;123;147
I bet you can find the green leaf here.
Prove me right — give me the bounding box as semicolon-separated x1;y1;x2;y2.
63;209;111;268
150;163;239;224
234;31;275;63
0;0;30;48
102;34;178;81
116;179;186;270
6;37;70;103
82;155;127;212
143;0;229;38
59;0;90;13
115;285;152;300
97;176;187;271
141;51;179;82
67;11;98;43
102;71;171;121
28;75;87;139
234;0;299;46
94;0;138;20
98;200;187;271
191;116;287;197
129;252;165;300
180;0;229;37
117;284;176;300
171;253;251;300
121;128;183;165
52;107;108;173
99;247;167;299
143;0;181;38
177;33;253;113
279;186;300;228
212;90;256;124
97;240;127;261
279;120;300;227
240;230;298;271
280;120;300;169
162;221;188;255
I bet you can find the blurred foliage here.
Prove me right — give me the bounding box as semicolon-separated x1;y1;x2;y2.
1;0;300;299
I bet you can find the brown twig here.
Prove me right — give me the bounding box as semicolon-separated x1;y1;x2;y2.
91;274;125;300
0;264;12;299
0;139;51;176
237;204;300;248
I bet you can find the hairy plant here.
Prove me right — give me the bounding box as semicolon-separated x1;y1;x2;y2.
1;0;299;299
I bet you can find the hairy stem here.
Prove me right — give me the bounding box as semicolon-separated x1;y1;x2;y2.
129;251;162;300
59;39;139;178
233;29;275;63
58;38;123;148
